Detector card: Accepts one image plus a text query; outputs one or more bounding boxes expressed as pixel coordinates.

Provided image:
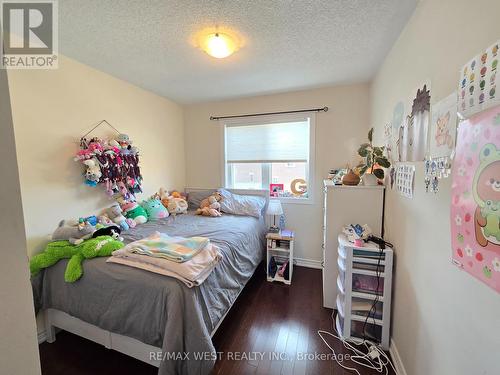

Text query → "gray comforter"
[32,211,266,375]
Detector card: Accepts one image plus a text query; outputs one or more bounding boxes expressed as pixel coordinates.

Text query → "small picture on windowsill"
[270,183,284,197]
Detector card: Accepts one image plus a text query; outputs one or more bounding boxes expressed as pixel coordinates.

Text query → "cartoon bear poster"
[450,104,500,292]
[430,92,458,158]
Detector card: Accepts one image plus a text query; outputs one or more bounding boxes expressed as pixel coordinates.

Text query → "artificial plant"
[356,128,391,179]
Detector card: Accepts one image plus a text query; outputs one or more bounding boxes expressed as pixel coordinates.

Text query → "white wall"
[7,55,186,258]
[371,0,500,374]
[0,52,41,374]
[185,84,370,263]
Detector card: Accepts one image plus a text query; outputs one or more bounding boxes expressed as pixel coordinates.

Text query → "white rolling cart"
[335,234,393,350]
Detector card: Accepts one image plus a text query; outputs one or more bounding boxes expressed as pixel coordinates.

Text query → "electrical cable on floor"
[317,321,398,375]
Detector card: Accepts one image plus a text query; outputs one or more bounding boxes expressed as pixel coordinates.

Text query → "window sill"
[271,197,314,205]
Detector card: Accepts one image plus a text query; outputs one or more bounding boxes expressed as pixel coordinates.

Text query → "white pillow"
[218,189,266,218]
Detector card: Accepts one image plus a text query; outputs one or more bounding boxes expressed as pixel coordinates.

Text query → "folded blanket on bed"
[123,231,209,263]
[107,243,222,287]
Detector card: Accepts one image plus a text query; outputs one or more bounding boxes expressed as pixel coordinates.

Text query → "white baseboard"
[294,257,322,269]
[38,330,47,344]
[389,338,407,375]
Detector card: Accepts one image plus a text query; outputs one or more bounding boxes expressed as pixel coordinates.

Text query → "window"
[223,114,314,202]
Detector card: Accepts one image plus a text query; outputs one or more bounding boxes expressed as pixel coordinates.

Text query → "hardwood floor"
[39,266,395,375]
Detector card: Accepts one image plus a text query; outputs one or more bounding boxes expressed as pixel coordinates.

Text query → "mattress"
[31,211,266,375]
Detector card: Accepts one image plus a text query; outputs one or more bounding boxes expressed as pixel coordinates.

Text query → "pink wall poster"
[451,104,500,292]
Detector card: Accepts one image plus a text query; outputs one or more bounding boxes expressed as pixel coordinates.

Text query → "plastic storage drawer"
[352,273,384,295]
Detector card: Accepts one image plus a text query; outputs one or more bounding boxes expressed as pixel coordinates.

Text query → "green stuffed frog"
[30,236,124,282]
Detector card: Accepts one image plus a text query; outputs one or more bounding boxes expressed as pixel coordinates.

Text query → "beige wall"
[185,84,370,263]
[7,55,185,258]
[371,0,500,374]
[0,51,41,373]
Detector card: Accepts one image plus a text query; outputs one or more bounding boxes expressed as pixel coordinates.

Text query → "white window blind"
[225,120,310,163]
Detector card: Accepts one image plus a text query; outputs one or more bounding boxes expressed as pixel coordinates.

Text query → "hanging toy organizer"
[75,120,143,202]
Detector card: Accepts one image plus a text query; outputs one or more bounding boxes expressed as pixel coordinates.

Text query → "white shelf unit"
[335,234,393,350]
[266,231,294,285]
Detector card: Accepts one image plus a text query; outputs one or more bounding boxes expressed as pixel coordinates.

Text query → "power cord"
[362,236,393,343]
[317,314,398,374]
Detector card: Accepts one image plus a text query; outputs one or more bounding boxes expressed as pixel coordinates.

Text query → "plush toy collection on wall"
[75,133,142,200]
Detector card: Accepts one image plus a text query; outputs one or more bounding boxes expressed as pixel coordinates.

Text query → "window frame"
[221,112,315,205]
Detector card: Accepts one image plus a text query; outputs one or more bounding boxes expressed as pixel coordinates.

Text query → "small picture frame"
[269,183,284,197]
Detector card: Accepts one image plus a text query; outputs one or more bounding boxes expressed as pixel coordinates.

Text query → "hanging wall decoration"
[424,92,459,193]
[458,40,499,119]
[450,104,500,293]
[74,120,143,202]
[391,101,405,166]
[395,164,415,199]
[397,84,431,162]
[430,92,459,158]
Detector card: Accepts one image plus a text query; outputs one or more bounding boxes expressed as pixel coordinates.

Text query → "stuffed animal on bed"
[196,193,223,217]
[121,201,148,224]
[167,197,188,215]
[30,235,124,282]
[156,188,188,214]
[52,220,95,245]
[92,224,123,241]
[106,203,130,231]
[196,206,222,217]
[141,198,169,220]
[200,192,223,209]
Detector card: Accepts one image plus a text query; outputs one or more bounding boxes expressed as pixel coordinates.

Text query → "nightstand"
[266,230,294,285]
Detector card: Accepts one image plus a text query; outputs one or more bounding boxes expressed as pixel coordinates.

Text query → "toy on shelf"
[30,235,124,283]
[75,120,143,202]
[141,198,169,220]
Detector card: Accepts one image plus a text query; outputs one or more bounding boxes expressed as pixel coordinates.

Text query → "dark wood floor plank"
[38,266,394,375]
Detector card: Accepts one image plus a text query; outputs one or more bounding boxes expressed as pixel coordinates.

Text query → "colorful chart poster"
[458,40,499,118]
[450,104,500,293]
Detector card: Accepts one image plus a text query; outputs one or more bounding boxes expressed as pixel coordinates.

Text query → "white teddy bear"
[83,159,102,186]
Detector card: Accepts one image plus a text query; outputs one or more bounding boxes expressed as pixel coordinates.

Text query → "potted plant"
[356,128,391,185]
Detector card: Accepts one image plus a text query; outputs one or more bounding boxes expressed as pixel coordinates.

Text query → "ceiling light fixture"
[205,32,235,59]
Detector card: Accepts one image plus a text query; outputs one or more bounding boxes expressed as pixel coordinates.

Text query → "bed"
[31,188,268,375]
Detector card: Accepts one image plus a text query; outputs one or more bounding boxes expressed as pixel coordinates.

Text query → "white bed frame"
[42,188,269,368]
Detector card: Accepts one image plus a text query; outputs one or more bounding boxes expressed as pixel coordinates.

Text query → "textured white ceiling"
[59,0,416,104]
